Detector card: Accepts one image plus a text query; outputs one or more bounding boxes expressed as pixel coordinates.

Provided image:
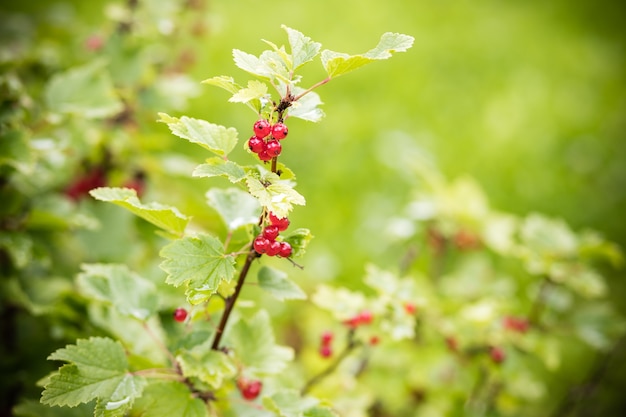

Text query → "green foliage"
[257,266,307,301]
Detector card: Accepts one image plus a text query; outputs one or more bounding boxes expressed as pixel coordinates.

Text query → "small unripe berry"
[321,331,334,345]
[237,378,263,400]
[253,119,271,139]
[319,344,333,358]
[278,241,292,258]
[269,213,290,231]
[271,122,288,140]
[173,308,188,322]
[248,136,265,153]
[266,139,282,157]
[266,240,282,257]
[253,235,271,254]
[263,225,280,241]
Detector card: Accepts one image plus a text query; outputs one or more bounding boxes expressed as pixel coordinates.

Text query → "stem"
[301,329,361,395]
[211,250,258,350]
[293,77,331,101]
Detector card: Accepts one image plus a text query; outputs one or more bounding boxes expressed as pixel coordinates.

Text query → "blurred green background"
[2,0,625,415]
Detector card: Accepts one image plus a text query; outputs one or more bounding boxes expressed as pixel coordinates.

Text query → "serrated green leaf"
[89,187,188,238]
[304,407,339,417]
[262,389,319,417]
[282,228,313,258]
[282,25,322,70]
[257,266,306,301]
[131,381,208,417]
[246,173,305,219]
[321,32,413,78]
[77,264,158,320]
[229,80,267,112]
[227,310,294,376]
[158,112,238,156]
[42,338,145,408]
[192,157,246,183]
[201,75,241,94]
[206,187,261,231]
[287,87,325,122]
[44,60,123,118]
[177,348,237,388]
[159,234,236,304]
[233,49,274,79]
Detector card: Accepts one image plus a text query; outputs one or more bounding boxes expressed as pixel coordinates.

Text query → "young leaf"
[282,25,322,70]
[321,32,414,78]
[158,113,238,157]
[202,76,259,113]
[282,228,313,258]
[177,348,237,388]
[192,157,247,183]
[257,266,306,301]
[206,187,261,231]
[227,310,294,376]
[246,173,305,219]
[233,49,274,79]
[159,234,236,303]
[42,338,145,409]
[262,389,319,417]
[77,264,158,321]
[89,187,188,238]
[44,59,123,119]
[229,80,268,112]
[287,87,325,122]
[131,381,208,417]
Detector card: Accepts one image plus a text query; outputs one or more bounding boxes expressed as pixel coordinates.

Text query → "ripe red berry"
[489,346,506,364]
[266,240,282,257]
[248,136,265,153]
[278,241,292,258]
[263,225,280,241]
[271,122,288,140]
[369,335,381,346]
[503,316,530,333]
[319,345,333,358]
[253,235,271,254]
[266,139,282,157]
[403,302,417,315]
[269,213,290,231]
[253,119,271,139]
[321,331,334,345]
[358,310,373,325]
[237,378,263,400]
[258,150,273,162]
[173,308,188,322]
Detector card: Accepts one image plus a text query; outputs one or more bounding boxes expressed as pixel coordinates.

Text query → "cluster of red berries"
[343,310,374,328]
[319,331,334,358]
[502,315,530,333]
[237,377,262,400]
[248,119,288,162]
[253,212,292,257]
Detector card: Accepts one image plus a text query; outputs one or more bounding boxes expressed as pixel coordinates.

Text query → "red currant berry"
[369,335,381,346]
[238,378,263,400]
[503,316,529,333]
[173,308,188,322]
[319,345,333,358]
[271,122,288,140]
[278,241,292,258]
[403,302,417,315]
[321,331,334,345]
[253,235,271,254]
[358,310,373,325]
[248,136,265,153]
[343,316,360,328]
[489,346,506,364]
[258,150,273,162]
[266,240,281,257]
[263,225,280,241]
[269,213,290,231]
[266,139,282,157]
[253,119,271,139]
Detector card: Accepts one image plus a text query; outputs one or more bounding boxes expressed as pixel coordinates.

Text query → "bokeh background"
[1,0,625,415]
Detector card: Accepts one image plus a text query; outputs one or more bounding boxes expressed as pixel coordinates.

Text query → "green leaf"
[282,25,322,69]
[262,389,318,417]
[287,87,325,122]
[77,264,158,320]
[233,49,274,79]
[321,32,413,78]
[158,112,238,156]
[227,310,294,376]
[201,75,241,94]
[44,60,123,119]
[159,234,236,304]
[42,338,145,408]
[257,266,306,301]
[14,399,93,417]
[89,187,188,238]
[206,187,261,231]
[131,381,208,417]
[229,80,267,112]
[192,157,247,183]
[177,348,237,388]
[246,172,305,219]
[282,228,314,258]
[304,407,339,417]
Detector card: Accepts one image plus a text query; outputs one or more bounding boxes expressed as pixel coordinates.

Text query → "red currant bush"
[271,122,288,140]
[253,119,271,139]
